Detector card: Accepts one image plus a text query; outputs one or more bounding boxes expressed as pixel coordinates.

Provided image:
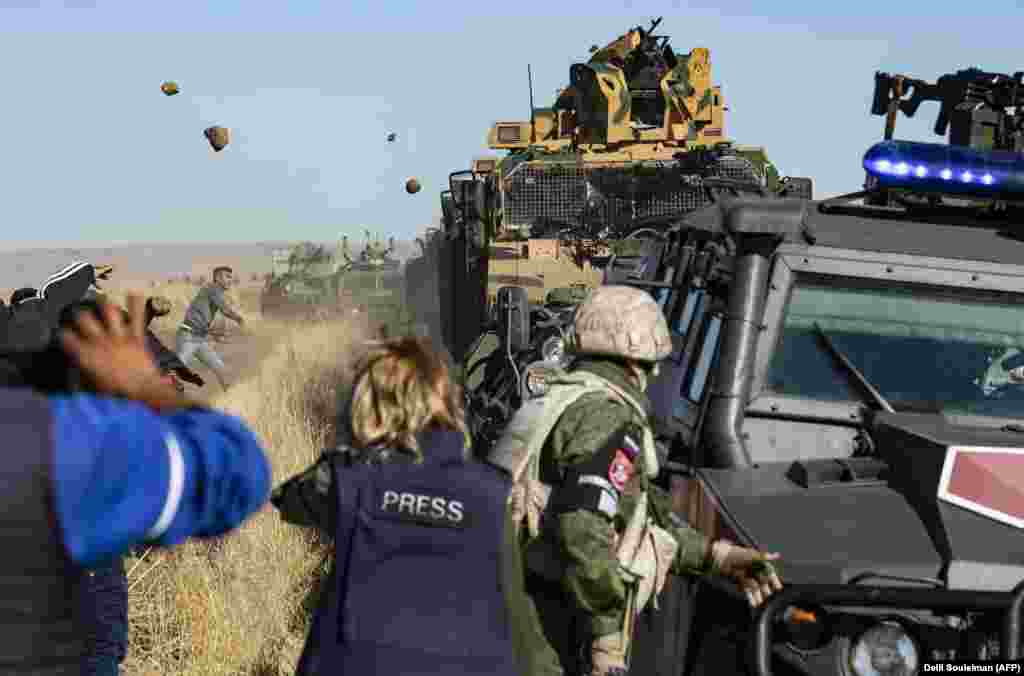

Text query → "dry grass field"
[124,317,369,675]
[70,280,371,675]
[42,248,591,675]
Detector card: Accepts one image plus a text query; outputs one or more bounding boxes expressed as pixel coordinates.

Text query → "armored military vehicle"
[484,17,813,248]
[339,230,405,329]
[404,17,812,368]
[587,67,1024,675]
[260,241,351,320]
[344,230,400,274]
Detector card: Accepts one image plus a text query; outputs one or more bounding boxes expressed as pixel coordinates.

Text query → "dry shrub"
[122,315,371,676]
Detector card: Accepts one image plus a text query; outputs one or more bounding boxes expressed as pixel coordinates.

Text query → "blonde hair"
[345,336,466,458]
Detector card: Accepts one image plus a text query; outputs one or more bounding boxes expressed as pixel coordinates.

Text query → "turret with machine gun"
[849,67,1024,210]
[871,68,1024,152]
[480,17,808,249]
[340,231,399,272]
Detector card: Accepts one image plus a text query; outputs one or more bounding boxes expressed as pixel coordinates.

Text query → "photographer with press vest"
[271,336,525,676]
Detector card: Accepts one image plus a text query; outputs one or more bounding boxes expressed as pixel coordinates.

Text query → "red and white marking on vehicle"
[937,445,1024,528]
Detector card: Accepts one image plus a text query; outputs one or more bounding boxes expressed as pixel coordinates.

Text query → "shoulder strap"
[551,370,660,478]
[487,377,615,483]
[487,378,614,539]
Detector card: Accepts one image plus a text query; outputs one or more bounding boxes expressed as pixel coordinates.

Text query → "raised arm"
[51,293,269,566]
[50,394,270,567]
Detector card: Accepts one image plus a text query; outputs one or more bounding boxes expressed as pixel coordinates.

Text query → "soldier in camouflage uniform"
[491,285,783,676]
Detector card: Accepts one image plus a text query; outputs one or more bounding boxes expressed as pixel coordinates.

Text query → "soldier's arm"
[646,482,713,575]
[545,394,635,637]
[270,453,337,534]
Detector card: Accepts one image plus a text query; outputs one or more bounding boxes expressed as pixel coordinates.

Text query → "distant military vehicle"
[260,240,351,320]
[591,67,1024,675]
[262,232,406,325]
[338,230,405,328]
[344,230,400,274]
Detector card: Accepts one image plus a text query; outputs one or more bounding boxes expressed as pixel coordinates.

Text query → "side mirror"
[495,286,530,353]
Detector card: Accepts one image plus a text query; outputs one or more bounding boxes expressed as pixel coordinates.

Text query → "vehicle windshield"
[766,274,1024,419]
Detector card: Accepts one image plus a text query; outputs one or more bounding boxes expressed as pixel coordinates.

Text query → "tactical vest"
[0,388,88,675]
[296,427,519,676]
[487,368,679,618]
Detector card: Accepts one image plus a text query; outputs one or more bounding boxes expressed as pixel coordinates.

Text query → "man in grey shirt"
[176,266,245,391]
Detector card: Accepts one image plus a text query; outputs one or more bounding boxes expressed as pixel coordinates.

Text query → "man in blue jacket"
[0,292,271,675]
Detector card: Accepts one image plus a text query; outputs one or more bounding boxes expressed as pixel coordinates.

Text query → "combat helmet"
[567,285,671,363]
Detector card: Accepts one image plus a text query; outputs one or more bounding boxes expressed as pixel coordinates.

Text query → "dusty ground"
[150,322,292,402]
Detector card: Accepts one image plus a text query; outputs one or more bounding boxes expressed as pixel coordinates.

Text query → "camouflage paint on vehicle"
[482,18,780,242]
[403,17,808,367]
[261,233,403,324]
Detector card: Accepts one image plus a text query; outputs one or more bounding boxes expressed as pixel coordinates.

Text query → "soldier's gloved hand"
[710,540,783,608]
[590,632,628,676]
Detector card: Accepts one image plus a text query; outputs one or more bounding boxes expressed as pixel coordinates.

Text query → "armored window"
[687,315,722,402]
[766,273,1024,418]
[663,300,721,423]
[673,288,703,338]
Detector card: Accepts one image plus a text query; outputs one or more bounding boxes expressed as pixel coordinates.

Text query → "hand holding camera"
[59,293,197,412]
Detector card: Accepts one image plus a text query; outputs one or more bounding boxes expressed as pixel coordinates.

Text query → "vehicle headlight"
[541,335,566,364]
[848,621,919,676]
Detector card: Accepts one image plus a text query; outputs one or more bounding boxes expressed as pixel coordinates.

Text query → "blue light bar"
[863,140,1024,199]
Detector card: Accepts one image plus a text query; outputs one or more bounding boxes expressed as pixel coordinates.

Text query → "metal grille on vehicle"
[499,155,763,235]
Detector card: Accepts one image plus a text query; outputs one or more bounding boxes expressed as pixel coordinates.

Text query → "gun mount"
[402,19,814,369]
[481,18,810,246]
[336,231,404,328]
[342,230,400,273]
[824,67,1024,211]
[871,68,1024,151]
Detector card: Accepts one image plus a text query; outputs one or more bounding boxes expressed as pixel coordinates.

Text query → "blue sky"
[1,0,1022,247]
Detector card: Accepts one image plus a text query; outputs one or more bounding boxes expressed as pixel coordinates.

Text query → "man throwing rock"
[177,266,245,392]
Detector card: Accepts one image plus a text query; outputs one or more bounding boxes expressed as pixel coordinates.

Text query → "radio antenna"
[528,64,537,145]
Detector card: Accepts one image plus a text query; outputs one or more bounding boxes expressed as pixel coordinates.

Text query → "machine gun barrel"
[872,67,1024,146]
